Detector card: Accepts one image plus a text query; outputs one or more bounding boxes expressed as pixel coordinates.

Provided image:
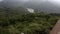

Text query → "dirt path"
[50,20,60,34]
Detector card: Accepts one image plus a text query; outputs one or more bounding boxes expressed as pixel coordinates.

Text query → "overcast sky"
[0,0,3,2]
[0,0,60,3]
[0,0,60,6]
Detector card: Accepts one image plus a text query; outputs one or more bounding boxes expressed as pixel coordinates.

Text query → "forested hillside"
[0,7,60,34]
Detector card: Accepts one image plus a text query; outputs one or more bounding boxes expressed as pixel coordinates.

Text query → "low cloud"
[0,0,3,2]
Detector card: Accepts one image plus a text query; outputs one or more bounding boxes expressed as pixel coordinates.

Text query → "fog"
[3,0,60,7]
[0,0,60,13]
[1,0,60,7]
[27,8,34,13]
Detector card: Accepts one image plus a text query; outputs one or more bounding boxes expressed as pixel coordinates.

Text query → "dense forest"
[0,7,60,34]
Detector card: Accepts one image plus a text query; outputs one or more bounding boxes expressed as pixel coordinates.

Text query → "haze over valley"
[1,0,60,34]
[0,0,60,13]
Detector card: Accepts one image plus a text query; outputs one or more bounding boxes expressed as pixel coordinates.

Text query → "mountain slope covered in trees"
[0,7,60,34]
[0,0,60,34]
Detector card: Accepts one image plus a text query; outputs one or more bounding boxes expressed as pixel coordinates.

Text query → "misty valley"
[0,0,60,34]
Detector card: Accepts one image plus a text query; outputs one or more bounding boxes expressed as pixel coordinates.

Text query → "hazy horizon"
[0,0,60,13]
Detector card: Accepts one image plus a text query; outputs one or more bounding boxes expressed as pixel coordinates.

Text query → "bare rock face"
[50,20,60,34]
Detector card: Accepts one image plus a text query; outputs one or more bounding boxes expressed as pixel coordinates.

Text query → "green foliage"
[0,8,60,34]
